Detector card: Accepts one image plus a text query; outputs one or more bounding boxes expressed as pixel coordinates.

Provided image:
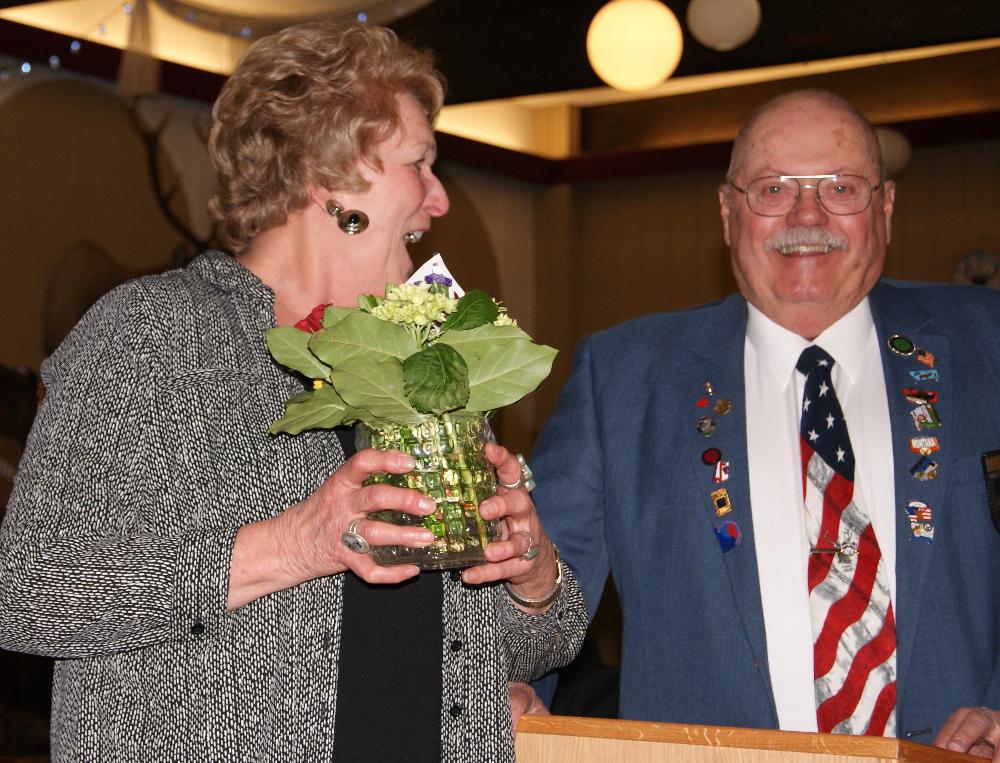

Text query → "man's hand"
[509,681,550,731]
[934,706,1000,760]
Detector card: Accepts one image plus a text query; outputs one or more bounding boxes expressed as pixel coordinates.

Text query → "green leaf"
[266,326,331,380]
[403,344,470,414]
[438,324,557,411]
[437,322,531,352]
[309,312,419,369]
[268,385,350,434]
[439,289,499,333]
[356,294,380,313]
[330,357,420,421]
[322,305,355,328]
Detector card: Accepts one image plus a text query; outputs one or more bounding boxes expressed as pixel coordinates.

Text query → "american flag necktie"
[797,345,897,735]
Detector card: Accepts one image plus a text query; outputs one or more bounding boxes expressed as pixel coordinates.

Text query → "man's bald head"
[727,90,884,184]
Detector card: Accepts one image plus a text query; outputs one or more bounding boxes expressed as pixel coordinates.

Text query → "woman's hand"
[461,443,561,611]
[227,449,436,609]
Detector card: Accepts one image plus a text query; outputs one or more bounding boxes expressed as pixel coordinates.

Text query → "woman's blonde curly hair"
[208,21,444,254]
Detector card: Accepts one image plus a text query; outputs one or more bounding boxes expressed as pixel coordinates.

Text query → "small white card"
[408,253,465,298]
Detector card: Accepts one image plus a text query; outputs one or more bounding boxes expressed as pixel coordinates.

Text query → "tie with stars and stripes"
[797,345,897,735]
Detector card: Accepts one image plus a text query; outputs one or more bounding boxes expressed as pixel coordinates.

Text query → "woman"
[0,21,586,761]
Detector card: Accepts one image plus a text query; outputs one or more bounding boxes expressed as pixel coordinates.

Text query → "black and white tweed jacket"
[0,251,587,761]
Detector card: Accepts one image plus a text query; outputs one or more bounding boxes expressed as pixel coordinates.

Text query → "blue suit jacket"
[531,280,1000,741]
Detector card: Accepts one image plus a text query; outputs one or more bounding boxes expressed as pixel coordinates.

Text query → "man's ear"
[881,179,896,244]
[719,184,733,248]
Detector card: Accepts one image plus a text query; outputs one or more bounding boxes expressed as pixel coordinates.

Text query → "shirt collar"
[746,297,875,387]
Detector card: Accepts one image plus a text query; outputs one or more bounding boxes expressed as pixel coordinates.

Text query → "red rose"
[294,303,330,333]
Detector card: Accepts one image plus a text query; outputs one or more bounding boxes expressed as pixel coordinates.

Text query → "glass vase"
[355,412,501,570]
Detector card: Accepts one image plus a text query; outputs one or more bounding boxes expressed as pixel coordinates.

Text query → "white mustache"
[766,227,849,253]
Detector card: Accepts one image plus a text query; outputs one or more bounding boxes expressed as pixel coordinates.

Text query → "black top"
[331,427,444,762]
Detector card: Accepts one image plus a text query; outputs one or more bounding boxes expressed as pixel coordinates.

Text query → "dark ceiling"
[2,0,1000,105]
[394,0,1000,103]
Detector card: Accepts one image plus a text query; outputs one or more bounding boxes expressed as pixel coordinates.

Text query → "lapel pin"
[916,348,935,368]
[910,403,942,431]
[713,398,733,416]
[713,461,730,483]
[903,387,938,405]
[887,334,916,355]
[715,520,741,553]
[711,487,732,516]
[910,368,940,383]
[909,435,940,454]
[909,455,939,481]
[905,500,935,542]
[697,416,717,437]
[702,447,722,465]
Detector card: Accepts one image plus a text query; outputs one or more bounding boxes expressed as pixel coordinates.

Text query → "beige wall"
[888,140,1000,281]
[0,70,211,370]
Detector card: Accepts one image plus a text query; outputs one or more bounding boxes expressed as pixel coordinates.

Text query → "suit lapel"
[679,296,775,704]
[870,283,951,692]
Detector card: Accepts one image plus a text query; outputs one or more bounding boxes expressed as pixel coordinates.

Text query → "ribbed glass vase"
[355,412,501,570]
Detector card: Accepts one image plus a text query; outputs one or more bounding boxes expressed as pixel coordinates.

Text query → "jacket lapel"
[869,282,951,692]
[679,296,775,704]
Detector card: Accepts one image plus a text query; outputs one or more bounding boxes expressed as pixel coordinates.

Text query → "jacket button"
[449,704,462,717]
[450,639,463,652]
[449,570,461,582]
[190,622,205,636]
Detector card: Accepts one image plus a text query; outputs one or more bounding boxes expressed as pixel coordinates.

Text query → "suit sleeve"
[529,336,611,700]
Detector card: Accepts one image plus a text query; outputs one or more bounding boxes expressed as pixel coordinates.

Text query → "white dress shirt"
[744,298,896,732]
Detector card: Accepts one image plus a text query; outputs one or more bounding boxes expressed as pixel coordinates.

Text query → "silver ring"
[341,518,369,554]
[498,454,536,492]
[518,454,537,492]
[498,474,524,490]
[520,533,540,560]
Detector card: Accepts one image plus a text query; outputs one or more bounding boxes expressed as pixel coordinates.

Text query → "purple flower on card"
[423,272,453,296]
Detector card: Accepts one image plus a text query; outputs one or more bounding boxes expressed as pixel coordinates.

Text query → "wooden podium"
[516,716,977,762]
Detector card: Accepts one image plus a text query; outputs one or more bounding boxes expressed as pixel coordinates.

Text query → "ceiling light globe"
[686,0,761,52]
[587,0,684,92]
[875,126,912,178]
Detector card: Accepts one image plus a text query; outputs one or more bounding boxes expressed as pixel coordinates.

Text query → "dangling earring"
[325,200,369,235]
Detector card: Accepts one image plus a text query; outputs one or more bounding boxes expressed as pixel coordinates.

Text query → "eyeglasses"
[730,175,881,217]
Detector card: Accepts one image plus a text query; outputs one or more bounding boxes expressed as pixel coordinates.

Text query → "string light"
[2,2,129,86]
[0,3,409,86]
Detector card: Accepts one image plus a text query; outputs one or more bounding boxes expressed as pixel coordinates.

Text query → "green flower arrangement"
[266,270,557,434]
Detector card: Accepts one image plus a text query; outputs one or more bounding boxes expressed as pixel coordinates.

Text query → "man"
[529,89,1000,757]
